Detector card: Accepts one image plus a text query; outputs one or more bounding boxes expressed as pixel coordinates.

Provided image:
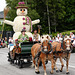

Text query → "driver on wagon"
[33,29,41,42]
[18,28,29,47]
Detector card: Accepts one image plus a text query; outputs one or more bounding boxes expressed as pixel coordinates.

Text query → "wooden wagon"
[8,41,42,68]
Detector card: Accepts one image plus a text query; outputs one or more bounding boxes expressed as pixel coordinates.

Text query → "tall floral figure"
[4,2,40,40]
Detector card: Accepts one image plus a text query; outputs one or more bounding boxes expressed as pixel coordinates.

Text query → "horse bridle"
[41,42,53,54]
[63,39,73,53]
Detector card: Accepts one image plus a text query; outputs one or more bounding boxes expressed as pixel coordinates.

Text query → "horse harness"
[53,40,72,60]
[34,42,53,61]
[34,40,72,62]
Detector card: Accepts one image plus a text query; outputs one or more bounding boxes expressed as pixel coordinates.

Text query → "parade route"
[0,48,75,75]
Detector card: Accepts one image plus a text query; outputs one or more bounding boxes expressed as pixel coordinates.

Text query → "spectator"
[57,33,60,37]
[9,37,13,44]
[52,37,55,42]
[72,36,75,47]
[0,38,2,48]
[56,36,63,49]
[70,32,74,41]
[5,37,8,47]
[2,38,5,47]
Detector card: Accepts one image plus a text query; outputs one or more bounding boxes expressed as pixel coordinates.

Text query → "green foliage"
[5,0,75,34]
[0,26,2,31]
[52,30,75,37]
[28,9,40,20]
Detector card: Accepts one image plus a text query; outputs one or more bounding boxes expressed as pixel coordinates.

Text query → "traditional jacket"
[18,34,29,43]
[33,33,40,41]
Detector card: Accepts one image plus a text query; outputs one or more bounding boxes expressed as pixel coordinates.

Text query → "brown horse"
[52,36,72,74]
[31,40,54,75]
[51,41,63,72]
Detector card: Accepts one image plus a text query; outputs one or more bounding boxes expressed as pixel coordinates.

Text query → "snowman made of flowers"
[4,2,40,40]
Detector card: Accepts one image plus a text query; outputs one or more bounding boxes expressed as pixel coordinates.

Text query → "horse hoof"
[56,70,59,72]
[53,68,55,70]
[66,72,70,74]
[50,71,53,74]
[60,70,62,72]
[35,71,40,74]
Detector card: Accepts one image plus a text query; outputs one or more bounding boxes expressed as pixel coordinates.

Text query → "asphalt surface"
[0,48,75,75]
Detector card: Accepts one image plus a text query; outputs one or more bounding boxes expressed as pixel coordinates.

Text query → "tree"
[5,0,75,34]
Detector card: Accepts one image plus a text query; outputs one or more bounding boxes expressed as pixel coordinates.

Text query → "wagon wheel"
[17,57,23,68]
[27,59,31,63]
[17,58,20,66]
[18,59,24,68]
[7,52,11,62]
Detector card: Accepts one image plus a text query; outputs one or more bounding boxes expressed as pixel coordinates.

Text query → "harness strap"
[34,45,42,60]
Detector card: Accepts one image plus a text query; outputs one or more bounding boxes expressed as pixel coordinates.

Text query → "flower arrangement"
[18,2,25,5]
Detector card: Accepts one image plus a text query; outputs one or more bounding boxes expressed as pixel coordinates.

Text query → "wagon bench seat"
[20,42,38,54]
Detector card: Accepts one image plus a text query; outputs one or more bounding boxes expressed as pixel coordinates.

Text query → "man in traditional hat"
[18,28,29,44]
[33,29,40,42]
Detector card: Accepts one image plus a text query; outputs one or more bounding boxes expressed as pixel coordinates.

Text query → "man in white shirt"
[9,37,13,44]
[72,37,75,47]
[56,36,63,42]
[56,36,63,49]
[33,29,40,42]
[70,32,74,41]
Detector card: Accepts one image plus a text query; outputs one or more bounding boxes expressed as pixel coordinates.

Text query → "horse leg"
[66,54,70,74]
[60,57,64,72]
[66,59,70,74]
[36,59,40,74]
[54,58,59,72]
[50,59,54,74]
[31,56,38,73]
[34,58,40,74]
[31,57,34,67]
[42,59,47,75]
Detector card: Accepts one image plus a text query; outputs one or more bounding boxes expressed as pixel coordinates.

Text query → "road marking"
[49,61,75,69]
[56,63,75,69]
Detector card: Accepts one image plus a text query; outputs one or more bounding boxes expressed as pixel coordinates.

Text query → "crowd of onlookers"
[0,37,8,48]
[0,32,75,48]
[50,32,75,43]
[0,37,13,48]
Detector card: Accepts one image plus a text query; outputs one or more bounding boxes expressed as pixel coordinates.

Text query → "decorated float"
[4,2,41,68]
[4,2,40,40]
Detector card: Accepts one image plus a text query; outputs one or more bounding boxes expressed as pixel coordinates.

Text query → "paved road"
[0,48,75,75]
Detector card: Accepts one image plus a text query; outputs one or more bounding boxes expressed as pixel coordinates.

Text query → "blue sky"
[0,0,6,12]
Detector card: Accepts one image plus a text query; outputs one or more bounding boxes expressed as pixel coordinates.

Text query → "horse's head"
[41,40,51,54]
[64,36,71,51]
